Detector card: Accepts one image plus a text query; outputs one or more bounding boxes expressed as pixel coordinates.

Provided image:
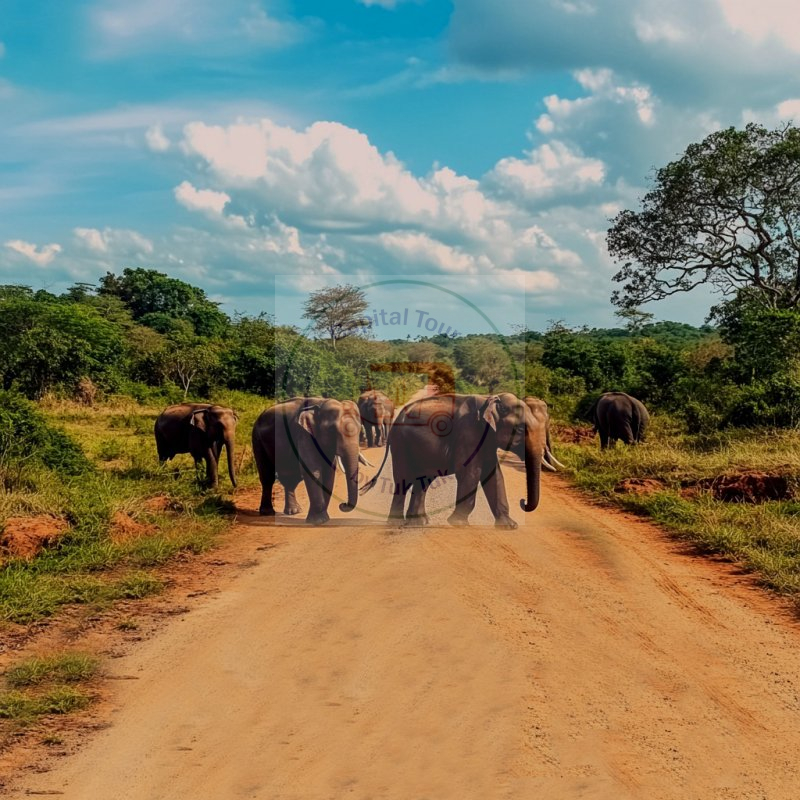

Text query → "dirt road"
[10,453,800,799]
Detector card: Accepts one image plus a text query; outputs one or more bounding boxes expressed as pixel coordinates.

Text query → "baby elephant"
[154,403,239,488]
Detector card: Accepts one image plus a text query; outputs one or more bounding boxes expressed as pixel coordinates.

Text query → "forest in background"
[1,265,797,434]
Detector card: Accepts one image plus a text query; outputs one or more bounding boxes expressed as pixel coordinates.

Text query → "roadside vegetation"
[0,653,99,731]
[555,422,800,603]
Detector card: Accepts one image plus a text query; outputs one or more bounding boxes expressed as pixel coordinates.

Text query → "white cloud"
[357,0,402,7]
[378,231,490,274]
[718,0,800,53]
[174,181,231,215]
[488,141,606,202]
[169,115,590,305]
[145,124,170,151]
[74,227,154,255]
[4,240,62,266]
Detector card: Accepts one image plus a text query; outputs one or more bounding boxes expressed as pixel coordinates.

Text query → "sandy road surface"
[10,451,800,799]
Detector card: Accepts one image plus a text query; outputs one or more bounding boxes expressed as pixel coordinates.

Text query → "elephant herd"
[153,390,649,528]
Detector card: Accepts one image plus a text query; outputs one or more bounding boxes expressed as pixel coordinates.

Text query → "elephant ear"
[476,396,499,431]
[296,404,319,435]
[190,409,208,432]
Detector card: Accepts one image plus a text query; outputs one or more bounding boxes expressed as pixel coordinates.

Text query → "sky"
[2,0,800,334]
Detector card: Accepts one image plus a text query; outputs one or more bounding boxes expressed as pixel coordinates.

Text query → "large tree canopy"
[99,268,229,337]
[608,123,800,312]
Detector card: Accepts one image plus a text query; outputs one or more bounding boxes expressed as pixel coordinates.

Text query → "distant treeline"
[1,268,799,431]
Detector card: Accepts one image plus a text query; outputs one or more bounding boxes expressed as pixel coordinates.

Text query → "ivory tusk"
[358,452,373,467]
[541,458,557,472]
[546,450,566,470]
[336,456,345,472]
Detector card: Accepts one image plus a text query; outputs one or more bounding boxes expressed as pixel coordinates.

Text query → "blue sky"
[3,0,800,333]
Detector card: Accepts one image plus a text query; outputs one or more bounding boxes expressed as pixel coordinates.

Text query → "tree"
[301,284,371,350]
[608,123,800,312]
[0,296,124,397]
[99,268,229,337]
[163,332,220,399]
[615,307,654,332]
[454,337,512,393]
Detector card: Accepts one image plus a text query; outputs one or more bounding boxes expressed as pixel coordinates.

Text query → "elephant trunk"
[224,432,237,488]
[520,427,541,513]
[338,440,359,513]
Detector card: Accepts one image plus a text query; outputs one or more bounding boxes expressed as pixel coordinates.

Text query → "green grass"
[555,418,800,603]
[0,393,254,626]
[0,652,100,726]
[0,686,91,722]
[5,653,99,688]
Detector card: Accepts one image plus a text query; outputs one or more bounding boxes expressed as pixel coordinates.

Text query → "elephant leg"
[252,440,276,516]
[620,421,635,445]
[304,463,334,525]
[404,479,430,527]
[282,477,302,516]
[600,430,609,450]
[205,448,219,488]
[367,424,376,448]
[481,461,517,530]
[448,463,481,527]
[388,464,410,523]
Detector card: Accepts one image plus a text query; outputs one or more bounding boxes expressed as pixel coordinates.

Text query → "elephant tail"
[359,439,391,496]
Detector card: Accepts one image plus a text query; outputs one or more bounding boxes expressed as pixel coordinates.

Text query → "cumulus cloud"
[449,0,800,111]
[487,141,606,204]
[718,0,800,53]
[173,115,589,289]
[145,124,170,151]
[4,240,62,266]
[174,181,231,216]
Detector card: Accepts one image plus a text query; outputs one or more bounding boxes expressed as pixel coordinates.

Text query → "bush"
[0,391,91,482]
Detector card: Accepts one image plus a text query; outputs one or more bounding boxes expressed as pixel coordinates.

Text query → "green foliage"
[0,293,124,397]
[98,268,229,337]
[0,391,91,483]
[609,122,800,311]
[301,284,371,349]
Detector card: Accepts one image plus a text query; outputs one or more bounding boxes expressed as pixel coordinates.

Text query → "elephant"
[252,397,364,525]
[587,391,650,449]
[362,392,542,529]
[357,390,395,447]
[523,396,565,472]
[154,403,239,488]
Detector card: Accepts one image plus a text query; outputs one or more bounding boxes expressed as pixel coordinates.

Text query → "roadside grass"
[0,653,99,727]
[0,392,268,626]
[5,653,99,688]
[555,418,800,602]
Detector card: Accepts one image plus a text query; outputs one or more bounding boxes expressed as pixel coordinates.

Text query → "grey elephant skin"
[357,390,395,447]
[252,397,362,525]
[523,396,563,471]
[587,391,650,449]
[154,403,239,488]
[363,392,542,529]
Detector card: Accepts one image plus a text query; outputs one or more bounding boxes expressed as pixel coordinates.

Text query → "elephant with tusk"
[362,392,542,529]
[252,397,363,525]
[523,396,565,472]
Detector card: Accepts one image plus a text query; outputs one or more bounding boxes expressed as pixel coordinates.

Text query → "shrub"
[0,391,91,483]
